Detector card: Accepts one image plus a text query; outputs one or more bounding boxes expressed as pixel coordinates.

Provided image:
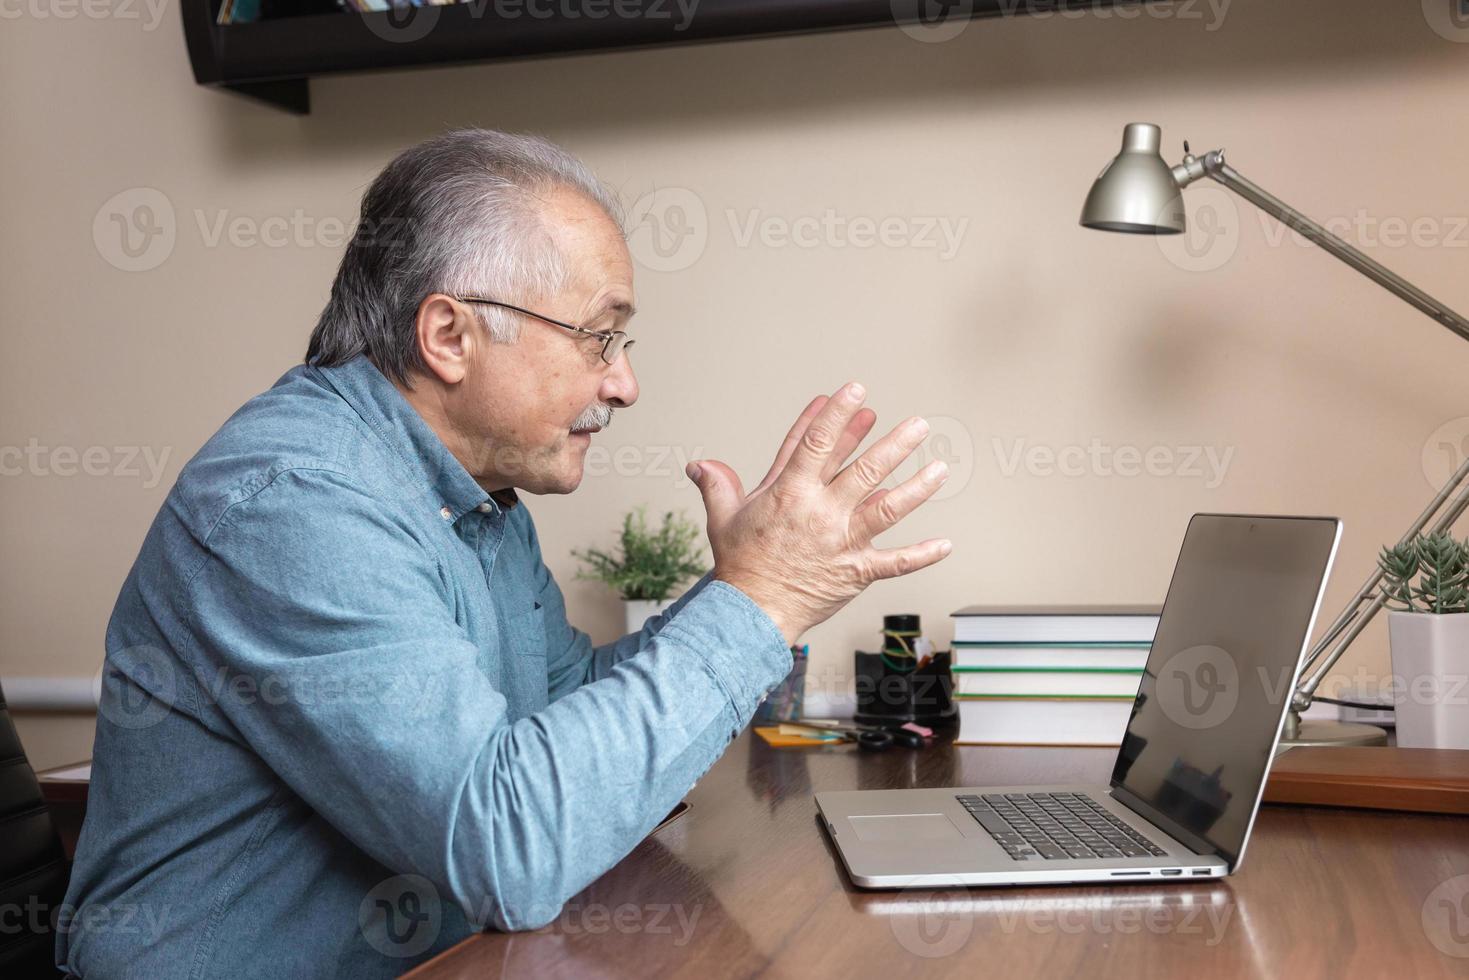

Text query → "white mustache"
[571,403,614,432]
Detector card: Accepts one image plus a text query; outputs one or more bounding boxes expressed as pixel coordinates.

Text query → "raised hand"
[686,382,952,646]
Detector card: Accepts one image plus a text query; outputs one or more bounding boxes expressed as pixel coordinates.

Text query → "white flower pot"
[624,599,672,635]
[1387,611,1469,749]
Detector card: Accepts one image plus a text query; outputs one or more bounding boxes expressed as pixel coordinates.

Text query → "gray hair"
[306,128,624,387]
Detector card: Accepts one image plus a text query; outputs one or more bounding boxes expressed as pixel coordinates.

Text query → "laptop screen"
[1110,514,1340,866]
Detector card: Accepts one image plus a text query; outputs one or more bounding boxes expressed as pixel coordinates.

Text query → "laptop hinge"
[1107,781,1231,866]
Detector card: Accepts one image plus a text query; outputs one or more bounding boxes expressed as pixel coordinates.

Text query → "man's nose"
[599,352,638,408]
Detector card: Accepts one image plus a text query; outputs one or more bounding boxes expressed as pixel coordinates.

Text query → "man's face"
[452,186,639,495]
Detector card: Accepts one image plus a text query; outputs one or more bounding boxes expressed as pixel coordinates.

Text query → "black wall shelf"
[184,0,1144,115]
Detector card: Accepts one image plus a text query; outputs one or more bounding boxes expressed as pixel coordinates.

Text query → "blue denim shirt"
[58,354,792,979]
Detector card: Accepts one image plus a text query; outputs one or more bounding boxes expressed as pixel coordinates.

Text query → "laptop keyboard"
[956,792,1169,861]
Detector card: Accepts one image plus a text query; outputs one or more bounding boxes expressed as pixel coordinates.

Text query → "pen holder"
[753,646,808,724]
[853,649,957,729]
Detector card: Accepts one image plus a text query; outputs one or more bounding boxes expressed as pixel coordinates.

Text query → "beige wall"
[3,0,1468,769]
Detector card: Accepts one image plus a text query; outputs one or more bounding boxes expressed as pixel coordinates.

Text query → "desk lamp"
[1080,122,1469,749]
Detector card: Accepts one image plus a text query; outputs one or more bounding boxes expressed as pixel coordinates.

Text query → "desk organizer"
[853,649,957,729]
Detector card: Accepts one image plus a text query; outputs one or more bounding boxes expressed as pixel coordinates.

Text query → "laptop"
[816,513,1342,888]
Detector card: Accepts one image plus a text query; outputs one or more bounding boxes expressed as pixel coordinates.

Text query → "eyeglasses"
[454,296,635,365]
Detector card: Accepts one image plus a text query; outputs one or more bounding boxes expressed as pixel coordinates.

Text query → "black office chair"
[0,680,71,975]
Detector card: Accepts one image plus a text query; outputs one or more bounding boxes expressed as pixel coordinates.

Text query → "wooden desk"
[408,733,1469,978]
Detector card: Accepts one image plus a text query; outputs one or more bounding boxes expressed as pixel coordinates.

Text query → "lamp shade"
[1079,123,1185,235]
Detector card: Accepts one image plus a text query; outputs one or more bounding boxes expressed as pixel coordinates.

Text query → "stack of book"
[951,605,1161,746]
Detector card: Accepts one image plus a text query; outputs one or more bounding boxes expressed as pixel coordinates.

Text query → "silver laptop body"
[816,513,1342,888]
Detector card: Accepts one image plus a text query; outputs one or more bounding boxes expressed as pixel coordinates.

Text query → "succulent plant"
[573,507,708,602]
[1377,531,1469,614]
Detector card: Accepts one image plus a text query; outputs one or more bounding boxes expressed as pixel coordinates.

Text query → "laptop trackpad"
[849,813,963,842]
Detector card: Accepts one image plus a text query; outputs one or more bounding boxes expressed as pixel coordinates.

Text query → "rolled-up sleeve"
[182,467,791,931]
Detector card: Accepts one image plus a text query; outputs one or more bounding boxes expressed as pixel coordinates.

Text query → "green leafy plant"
[573,507,708,602]
[1377,531,1469,614]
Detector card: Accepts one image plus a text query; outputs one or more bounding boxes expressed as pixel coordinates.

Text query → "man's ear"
[414,294,475,385]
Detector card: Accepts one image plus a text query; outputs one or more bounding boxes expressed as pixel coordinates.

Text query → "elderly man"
[58,129,951,978]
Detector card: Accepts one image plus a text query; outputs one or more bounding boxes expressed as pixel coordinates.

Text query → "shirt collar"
[309,354,518,521]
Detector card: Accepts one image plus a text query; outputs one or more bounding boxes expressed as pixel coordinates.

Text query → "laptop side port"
[1160,869,1182,876]
[1110,871,1150,876]
[1192,869,1211,876]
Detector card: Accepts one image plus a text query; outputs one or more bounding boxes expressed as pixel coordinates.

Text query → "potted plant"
[1377,531,1469,749]
[574,507,709,633]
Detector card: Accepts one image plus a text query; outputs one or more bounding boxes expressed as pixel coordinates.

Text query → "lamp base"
[1276,713,1389,754]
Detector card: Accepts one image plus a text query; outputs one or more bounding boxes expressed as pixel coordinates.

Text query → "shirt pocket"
[505,600,547,659]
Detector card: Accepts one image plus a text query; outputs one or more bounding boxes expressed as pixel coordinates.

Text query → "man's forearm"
[575,571,719,686]
[448,580,790,930]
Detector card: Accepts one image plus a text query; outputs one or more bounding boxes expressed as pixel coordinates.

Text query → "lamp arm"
[1292,458,1469,711]
[1177,149,1469,344]
[1168,149,1469,713]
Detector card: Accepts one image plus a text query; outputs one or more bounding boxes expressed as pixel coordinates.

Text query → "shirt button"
[477,502,493,513]
[439,506,453,520]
